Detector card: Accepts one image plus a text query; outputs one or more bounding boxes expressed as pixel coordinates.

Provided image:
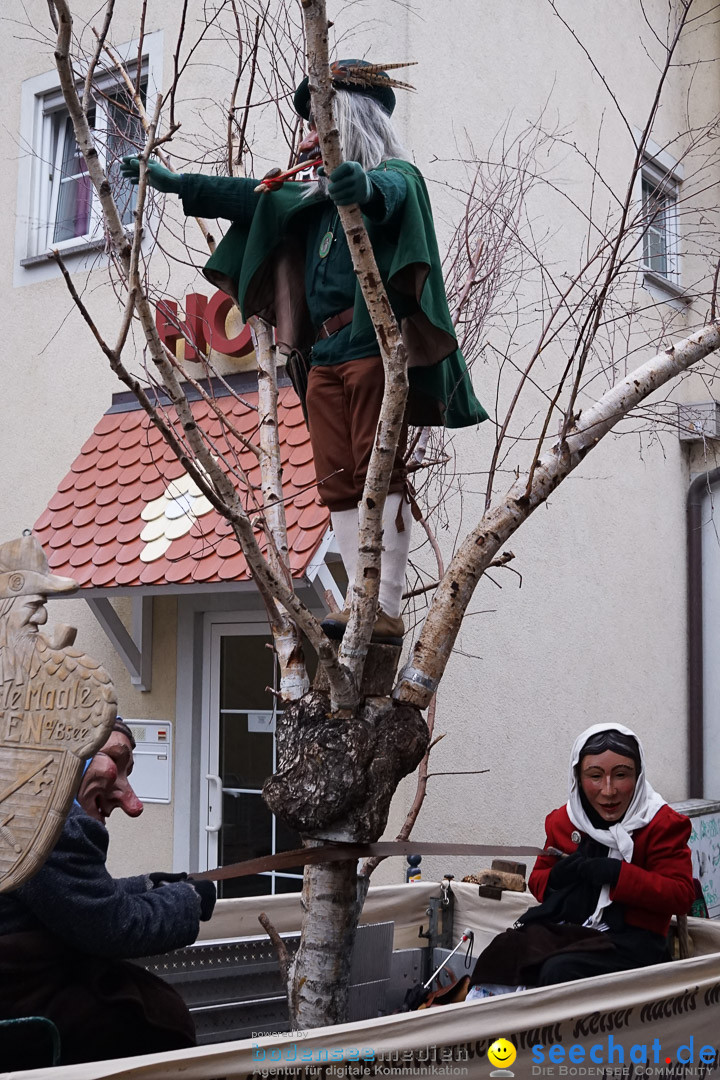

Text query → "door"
[201,619,303,897]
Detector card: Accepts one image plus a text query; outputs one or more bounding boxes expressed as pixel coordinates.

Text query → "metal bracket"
[86,595,153,692]
[305,527,345,612]
[393,666,439,696]
[417,876,455,980]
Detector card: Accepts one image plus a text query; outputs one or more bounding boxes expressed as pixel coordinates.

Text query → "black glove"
[148,870,188,889]
[577,857,622,889]
[547,851,587,890]
[190,878,217,921]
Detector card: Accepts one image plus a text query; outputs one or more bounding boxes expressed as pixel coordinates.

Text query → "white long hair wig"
[334,89,408,169]
[304,89,409,199]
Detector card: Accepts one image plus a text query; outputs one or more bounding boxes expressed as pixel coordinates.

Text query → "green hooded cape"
[185,160,487,429]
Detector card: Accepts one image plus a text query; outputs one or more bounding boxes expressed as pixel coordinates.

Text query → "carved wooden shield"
[0,637,116,893]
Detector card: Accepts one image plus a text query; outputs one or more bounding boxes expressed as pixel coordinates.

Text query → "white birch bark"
[254,317,309,701]
[287,857,361,1027]
[301,0,409,698]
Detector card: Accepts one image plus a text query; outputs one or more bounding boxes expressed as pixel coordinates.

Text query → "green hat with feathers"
[293,59,415,120]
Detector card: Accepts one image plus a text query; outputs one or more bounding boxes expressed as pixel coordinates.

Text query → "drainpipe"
[687,467,720,797]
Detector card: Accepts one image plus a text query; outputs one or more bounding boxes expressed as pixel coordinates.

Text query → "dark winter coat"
[0,805,200,1064]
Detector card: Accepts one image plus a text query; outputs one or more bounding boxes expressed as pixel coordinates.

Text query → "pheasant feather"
[330,60,417,93]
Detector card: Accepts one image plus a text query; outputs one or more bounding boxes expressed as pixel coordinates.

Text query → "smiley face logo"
[488,1038,517,1072]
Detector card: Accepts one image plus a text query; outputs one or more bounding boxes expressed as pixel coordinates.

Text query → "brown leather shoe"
[320,610,350,640]
[370,609,404,646]
[321,608,404,646]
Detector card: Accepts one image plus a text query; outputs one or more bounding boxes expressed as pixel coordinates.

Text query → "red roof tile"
[95,503,121,526]
[70,523,99,548]
[118,430,144,453]
[119,411,141,432]
[288,442,314,467]
[34,388,329,590]
[34,507,54,532]
[69,562,96,587]
[72,450,102,474]
[96,483,123,507]
[73,487,99,510]
[48,524,77,550]
[94,413,123,436]
[45,491,73,514]
[79,434,100,455]
[72,505,100,528]
[117,497,145,525]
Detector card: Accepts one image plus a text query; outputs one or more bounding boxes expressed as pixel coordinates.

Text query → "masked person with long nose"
[0,720,216,1065]
[468,724,695,997]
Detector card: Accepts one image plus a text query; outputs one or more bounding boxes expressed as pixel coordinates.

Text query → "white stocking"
[330,507,359,605]
[378,493,413,619]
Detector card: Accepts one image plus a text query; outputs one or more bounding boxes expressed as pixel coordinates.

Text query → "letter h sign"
[156,292,253,360]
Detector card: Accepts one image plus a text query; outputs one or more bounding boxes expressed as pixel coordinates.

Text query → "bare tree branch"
[82,0,115,116]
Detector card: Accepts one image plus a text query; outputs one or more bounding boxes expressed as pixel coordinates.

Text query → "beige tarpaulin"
[5,882,720,1080]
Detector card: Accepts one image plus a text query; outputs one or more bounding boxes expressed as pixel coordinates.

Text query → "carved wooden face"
[579,750,637,822]
[5,594,47,638]
[77,732,143,824]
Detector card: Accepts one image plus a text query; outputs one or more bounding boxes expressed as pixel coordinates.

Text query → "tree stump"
[312,641,402,698]
[263,689,428,843]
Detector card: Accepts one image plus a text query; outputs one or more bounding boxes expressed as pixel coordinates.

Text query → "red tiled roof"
[34,387,329,590]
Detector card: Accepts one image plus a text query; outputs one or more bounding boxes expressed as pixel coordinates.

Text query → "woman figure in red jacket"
[469,723,695,994]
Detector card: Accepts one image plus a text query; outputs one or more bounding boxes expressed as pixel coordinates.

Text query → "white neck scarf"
[565,723,665,928]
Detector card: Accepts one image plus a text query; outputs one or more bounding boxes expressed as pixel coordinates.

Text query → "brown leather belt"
[191,840,544,882]
[316,306,354,340]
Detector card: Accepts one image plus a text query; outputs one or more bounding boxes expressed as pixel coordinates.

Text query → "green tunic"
[180,160,488,428]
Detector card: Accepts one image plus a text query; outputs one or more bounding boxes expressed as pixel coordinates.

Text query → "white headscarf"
[566,723,665,928]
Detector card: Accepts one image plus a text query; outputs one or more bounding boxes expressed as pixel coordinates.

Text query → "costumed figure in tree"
[122,60,487,644]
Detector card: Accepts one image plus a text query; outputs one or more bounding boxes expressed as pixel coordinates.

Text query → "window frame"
[14,31,162,285]
[640,157,680,285]
[632,132,686,305]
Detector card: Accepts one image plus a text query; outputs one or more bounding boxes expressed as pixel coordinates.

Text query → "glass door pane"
[208,627,303,898]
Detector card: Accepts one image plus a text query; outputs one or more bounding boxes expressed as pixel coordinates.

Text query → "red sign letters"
[156,291,254,361]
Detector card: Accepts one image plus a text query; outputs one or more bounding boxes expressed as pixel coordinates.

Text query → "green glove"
[120,156,183,195]
[327,161,374,207]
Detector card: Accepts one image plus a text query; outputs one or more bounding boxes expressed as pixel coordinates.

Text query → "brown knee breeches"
[306,356,407,511]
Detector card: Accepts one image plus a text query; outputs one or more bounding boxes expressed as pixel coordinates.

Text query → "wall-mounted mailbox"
[126,720,173,804]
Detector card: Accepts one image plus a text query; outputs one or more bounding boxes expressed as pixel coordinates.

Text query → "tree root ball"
[262,691,428,841]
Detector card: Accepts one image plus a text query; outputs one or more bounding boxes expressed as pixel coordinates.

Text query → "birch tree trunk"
[302,0,410,697]
[254,317,309,701]
[260,0,431,1028]
[263,692,428,1026]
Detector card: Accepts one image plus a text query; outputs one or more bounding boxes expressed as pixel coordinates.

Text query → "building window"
[15,31,162,281]
[44,86,144,252]
[640,157,680,285]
